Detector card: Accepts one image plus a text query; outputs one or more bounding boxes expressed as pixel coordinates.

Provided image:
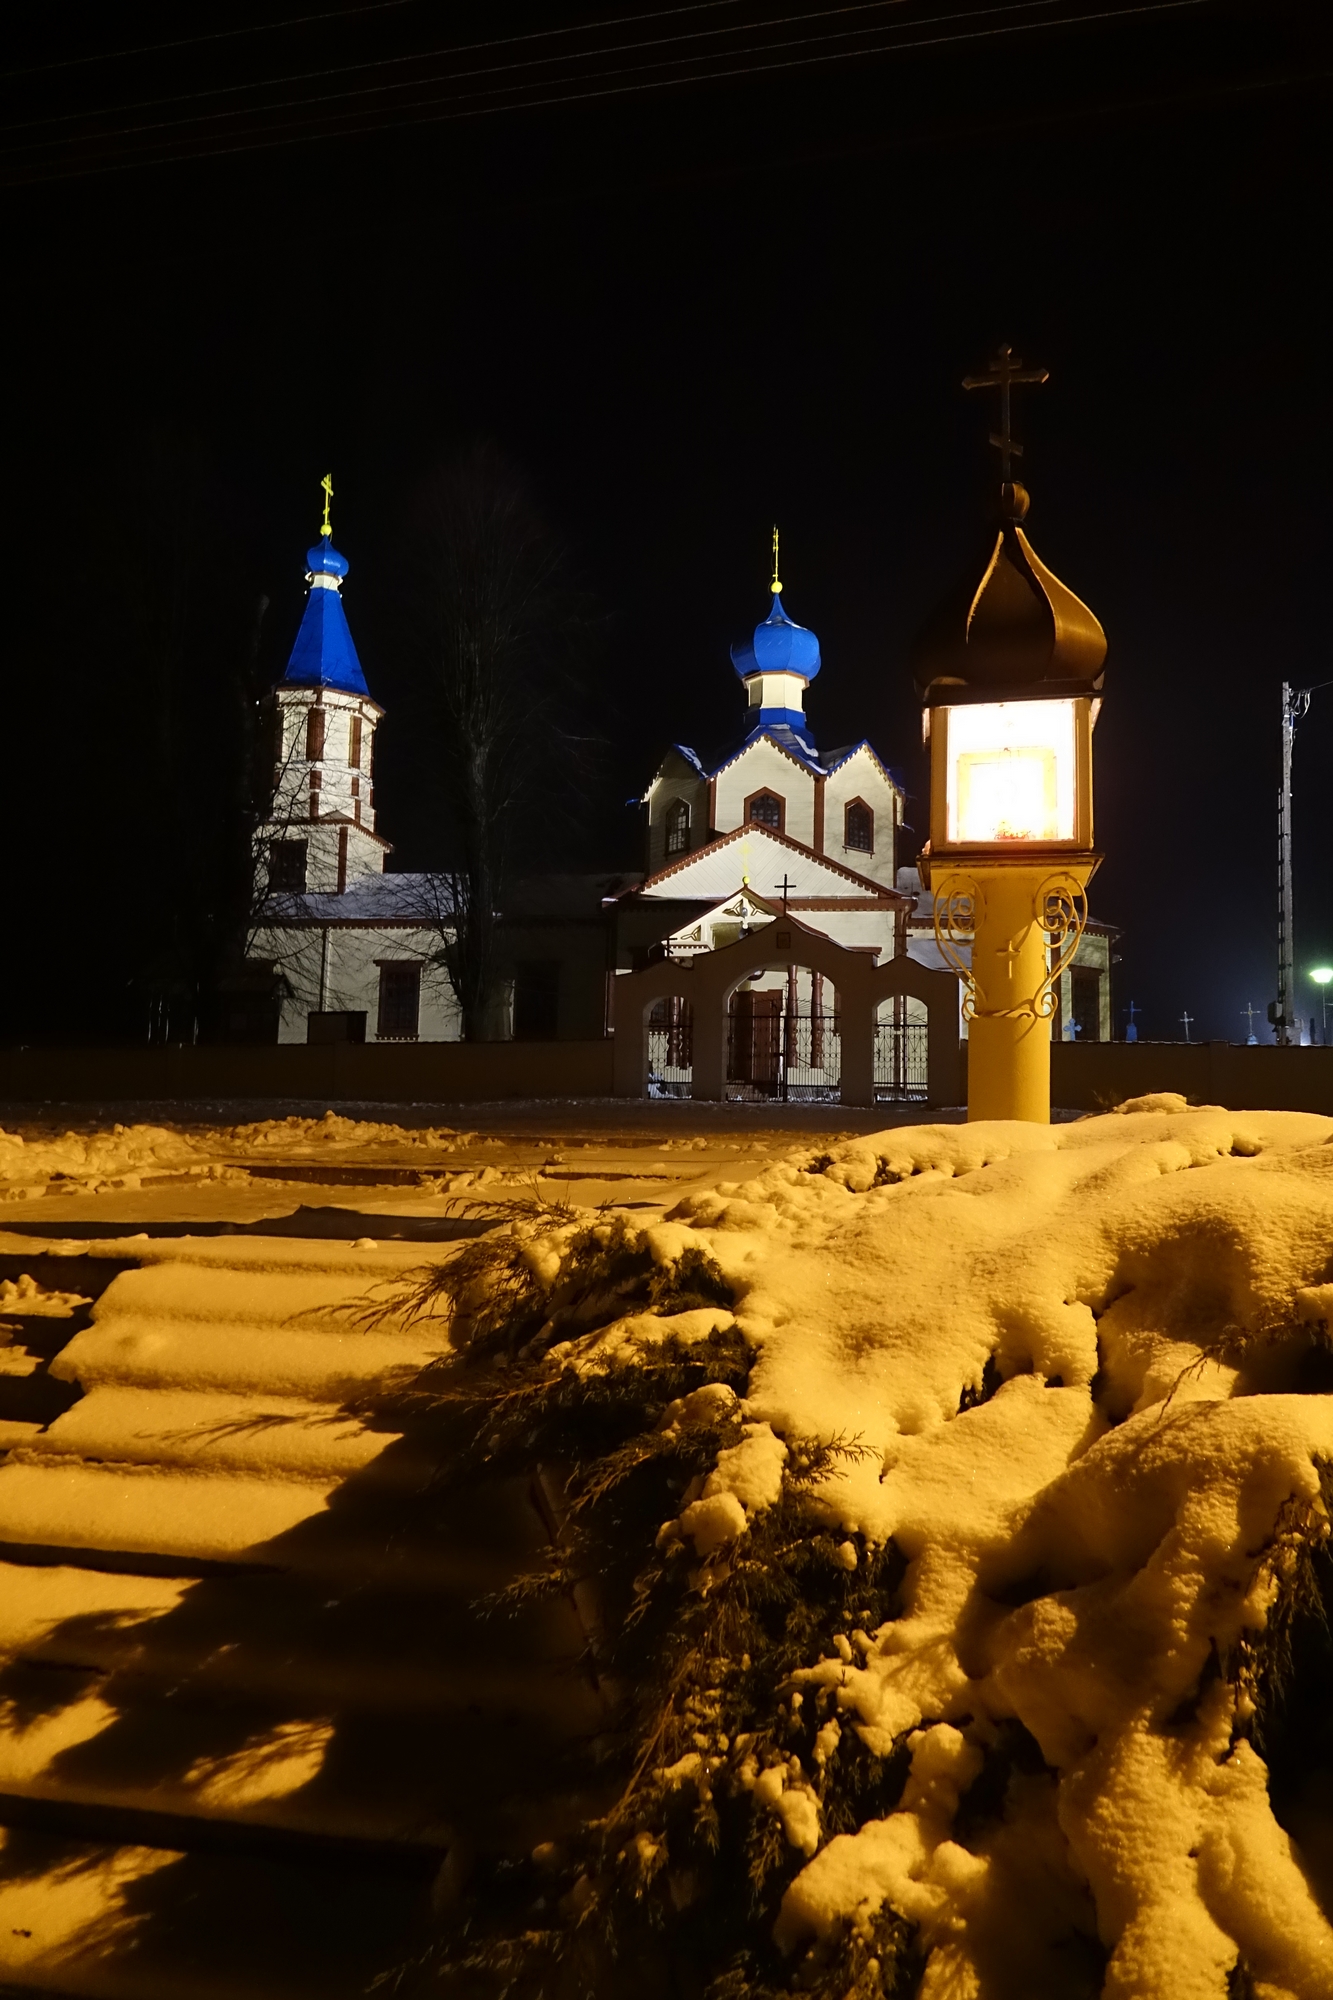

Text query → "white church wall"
[270,687,382,853]
[257,925,463,1044]
[822,748,900,890]
[713,740,815,846]
[645,764,710,877]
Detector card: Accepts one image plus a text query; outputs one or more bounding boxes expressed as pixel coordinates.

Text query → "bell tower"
[262,477,389,897]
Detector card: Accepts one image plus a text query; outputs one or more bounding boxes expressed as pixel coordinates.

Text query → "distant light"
[1310,967,1333,986]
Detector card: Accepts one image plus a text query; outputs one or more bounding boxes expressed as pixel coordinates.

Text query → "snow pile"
[222,1111,474,1156]
[0,1109,475,1198]
[0,1123,206,1199]
[608,1097,1333,1995]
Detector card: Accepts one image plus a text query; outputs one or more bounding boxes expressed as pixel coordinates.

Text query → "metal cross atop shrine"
[1179,1009,1195,1043]
[962,345,1049,484]
[775,874,795,911]
[320,471,334,538]
[1242,1001,1261,1043]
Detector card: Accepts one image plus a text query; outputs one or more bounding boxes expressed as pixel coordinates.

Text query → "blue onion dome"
[731,592,822,682]
[307,533,350,580]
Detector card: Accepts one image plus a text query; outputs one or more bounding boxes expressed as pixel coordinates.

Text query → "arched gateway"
[612,913,960,1108]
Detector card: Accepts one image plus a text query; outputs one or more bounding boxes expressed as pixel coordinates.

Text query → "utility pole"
[1276,682,1310,1046]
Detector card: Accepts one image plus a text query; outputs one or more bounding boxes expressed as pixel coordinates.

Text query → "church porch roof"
[626,822,911,905]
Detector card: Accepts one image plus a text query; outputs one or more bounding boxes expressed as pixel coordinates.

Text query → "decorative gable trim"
[824,739,899,791]
[709,730,824,783]
[630,822,910,902]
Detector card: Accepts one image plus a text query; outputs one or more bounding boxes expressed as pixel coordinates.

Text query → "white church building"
[247,508,1112,1070]
[612,549,933,1095]
[249,517,461,1045]
[627,555,912,952]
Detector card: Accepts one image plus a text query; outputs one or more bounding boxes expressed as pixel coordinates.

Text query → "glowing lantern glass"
[930,694,1093,855]
[945,699,1077,844]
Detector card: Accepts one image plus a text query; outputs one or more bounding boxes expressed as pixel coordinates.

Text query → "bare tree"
[403,445,589,1040]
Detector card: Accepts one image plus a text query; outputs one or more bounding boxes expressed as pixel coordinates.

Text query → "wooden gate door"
[728,989,783,1091]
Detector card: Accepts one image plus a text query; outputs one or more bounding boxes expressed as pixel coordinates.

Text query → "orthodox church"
[619,537,913,964]
[249,490,460,1044]
[248,498,1112,1063]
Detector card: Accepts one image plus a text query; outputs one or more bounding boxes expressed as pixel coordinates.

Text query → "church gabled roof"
[630,823,909,904]
[283,532,370,698]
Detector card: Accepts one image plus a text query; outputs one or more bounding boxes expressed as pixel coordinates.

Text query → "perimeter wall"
[3,1039,1333,1114]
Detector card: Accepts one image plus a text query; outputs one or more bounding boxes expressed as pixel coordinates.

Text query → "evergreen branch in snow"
[360,1204,924,1998]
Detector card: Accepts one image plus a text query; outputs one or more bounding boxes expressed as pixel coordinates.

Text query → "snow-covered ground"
[2,1094,1332,1997]
[636,1094,1333,1998]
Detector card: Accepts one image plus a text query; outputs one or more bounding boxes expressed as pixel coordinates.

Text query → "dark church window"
[376,963,421,1040]
[349,714,363,769]
[665,798,690,855]
[845,799,874,853]
[268,839,308,892]
[306,706,326,761]
[747,790,783,832]
[514,960,561,1040]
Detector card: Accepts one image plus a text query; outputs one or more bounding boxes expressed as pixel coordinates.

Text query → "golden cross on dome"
[771,524,782,596]
[320,472,334,538]
[962,345,1048,484]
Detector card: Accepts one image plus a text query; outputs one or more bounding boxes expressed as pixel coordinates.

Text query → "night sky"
[7,0,1333,1045]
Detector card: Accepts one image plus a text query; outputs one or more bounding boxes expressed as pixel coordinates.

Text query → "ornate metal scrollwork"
[1032,873,1089,1020]
[931,872,984,1022]
[933,865,1089,1025]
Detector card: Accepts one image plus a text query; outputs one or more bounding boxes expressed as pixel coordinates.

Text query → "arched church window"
[665,798,690,855]
[747,790,783,832]
[305,706,326,762]
[844,799,874,853]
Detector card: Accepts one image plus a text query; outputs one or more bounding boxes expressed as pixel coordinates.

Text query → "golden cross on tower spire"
[771,524,782,596]
[320,472,334,539]
[961,345,1049,485]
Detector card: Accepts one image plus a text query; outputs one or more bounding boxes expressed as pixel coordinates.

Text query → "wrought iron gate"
[647,997,693,1098]
[874,1018,928,1101]
[646,992,930,1103]
[726,991,842,1102]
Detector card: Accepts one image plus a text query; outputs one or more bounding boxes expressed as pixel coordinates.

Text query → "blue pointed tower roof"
[283,528,370,698]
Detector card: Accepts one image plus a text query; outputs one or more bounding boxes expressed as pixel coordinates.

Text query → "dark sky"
[7,0,1333,1043]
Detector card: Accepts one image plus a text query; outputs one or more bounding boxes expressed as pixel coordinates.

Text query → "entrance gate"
[616,914,962,1108]
[726,991,842,1102]
[647,997,692,1098]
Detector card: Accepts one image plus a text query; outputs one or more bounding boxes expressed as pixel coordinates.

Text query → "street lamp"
[913,348,1107,1124]
[1310,966,1333,1044]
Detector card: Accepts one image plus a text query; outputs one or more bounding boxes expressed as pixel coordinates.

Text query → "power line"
[0,0,1225,184]
[0,1,935,137]
[0,0,749,82]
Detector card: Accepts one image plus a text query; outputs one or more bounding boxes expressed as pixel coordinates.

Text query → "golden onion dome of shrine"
[912,348,1107,704]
